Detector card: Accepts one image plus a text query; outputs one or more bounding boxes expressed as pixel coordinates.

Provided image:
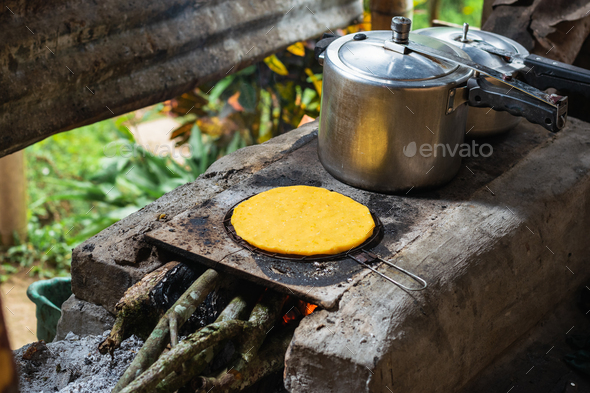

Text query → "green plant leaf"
[208,75,236,102]
[301,88,317,108]
[237,65,257,76]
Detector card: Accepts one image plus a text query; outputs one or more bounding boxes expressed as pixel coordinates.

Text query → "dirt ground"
[1,271,38,350]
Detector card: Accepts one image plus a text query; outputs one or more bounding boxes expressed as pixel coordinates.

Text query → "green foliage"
[25,117,121,226]
[1,119,123,281]
[413,0,483,30]
[0,264,17,284]
[47,123,224,243]
[2,216,72,281]
[163,49,324,145]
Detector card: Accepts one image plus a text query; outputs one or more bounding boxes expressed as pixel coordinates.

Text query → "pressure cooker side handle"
[520,55,590,121]
[521,55,590,95]
[466,76,568,133]
[314,33,340,64]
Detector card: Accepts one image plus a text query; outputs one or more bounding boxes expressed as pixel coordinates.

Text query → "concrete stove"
[63,117,590,392]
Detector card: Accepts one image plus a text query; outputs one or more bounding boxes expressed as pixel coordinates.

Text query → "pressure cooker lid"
[334,31,470,82]
[413,27,529,71]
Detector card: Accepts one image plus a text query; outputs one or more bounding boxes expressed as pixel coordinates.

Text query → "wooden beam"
[0,0,362,158]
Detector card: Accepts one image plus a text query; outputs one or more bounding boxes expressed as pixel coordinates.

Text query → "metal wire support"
[349,251,428,291]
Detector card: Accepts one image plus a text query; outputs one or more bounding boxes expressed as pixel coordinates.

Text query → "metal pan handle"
[466,76,568,132]
[314,33,340,65]
[521,55,590,122]
[522,55,590,96]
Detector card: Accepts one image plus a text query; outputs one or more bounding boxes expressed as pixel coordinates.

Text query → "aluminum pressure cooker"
[415,25,529,137]
[315,17,568,194]
[416,24,590,136]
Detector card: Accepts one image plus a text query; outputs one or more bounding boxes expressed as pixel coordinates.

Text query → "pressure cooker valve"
[460,23,469,43]
[391,16,412,44]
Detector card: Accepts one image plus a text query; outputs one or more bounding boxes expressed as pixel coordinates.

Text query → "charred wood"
[113,269,221,393]
[98,261,200,354]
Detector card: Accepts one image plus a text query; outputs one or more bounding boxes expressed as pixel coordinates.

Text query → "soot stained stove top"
[146,139,427,309]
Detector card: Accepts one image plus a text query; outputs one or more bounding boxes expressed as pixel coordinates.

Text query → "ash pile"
[14,332,143,393]
[13,262,304,393]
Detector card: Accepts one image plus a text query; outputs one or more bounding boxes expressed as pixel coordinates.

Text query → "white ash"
[14,331,143,393]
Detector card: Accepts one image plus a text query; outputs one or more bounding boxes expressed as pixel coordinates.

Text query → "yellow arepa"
[231,186,375,256]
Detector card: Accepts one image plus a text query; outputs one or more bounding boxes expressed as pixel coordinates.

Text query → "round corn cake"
[230,186,375,256]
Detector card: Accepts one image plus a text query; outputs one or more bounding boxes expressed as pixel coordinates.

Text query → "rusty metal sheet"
[0,0,362,157]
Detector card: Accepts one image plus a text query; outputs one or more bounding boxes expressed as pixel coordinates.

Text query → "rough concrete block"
[283,118,590,392]
[71,122,318,313]
[55,295,116,342]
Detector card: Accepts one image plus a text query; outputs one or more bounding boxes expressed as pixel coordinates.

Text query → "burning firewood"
[113,269,221,392]
[108,263,313,393]
[117,289,287,393]
[191,325,296,393]
[154,295,253,393]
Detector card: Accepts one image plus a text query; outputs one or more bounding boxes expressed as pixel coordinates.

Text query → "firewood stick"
[239,290,287,363]
[155,295,252,393]
[113,269,220,393]
[119,320,247,393]
[99,264,172,355]
[124,291,286,393]
[100,316,126,355]
[193,291,287,391]
[169,317,179,348]
[193,325,296,393]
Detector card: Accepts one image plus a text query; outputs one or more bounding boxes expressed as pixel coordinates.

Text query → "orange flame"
[282,300,318,325]
[302,303,318,316]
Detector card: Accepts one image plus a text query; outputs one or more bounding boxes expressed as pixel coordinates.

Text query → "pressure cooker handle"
[314,33,340,65]
[521,55,590,95]
[520,55,590,121]
[466,76,568,133]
